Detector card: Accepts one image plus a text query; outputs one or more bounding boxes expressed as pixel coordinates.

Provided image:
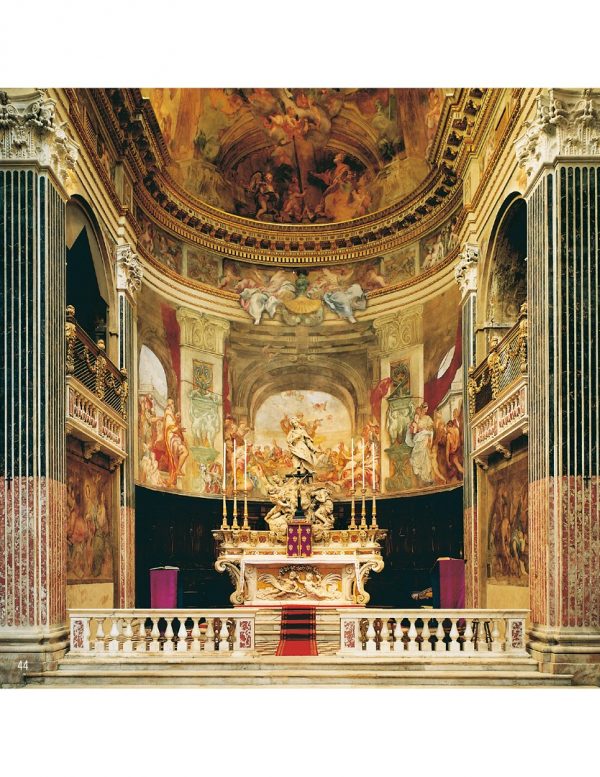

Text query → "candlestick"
[232,440,238,529]
[360,486,367,529]
[221,441,228,529]
[371,441,378,529]
[361,438,365,491]
[349,438,356,529]
[351,438,355,491]
[243,440,249,529]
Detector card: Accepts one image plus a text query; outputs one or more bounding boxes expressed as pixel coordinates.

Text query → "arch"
[480,193,527,342]
[137,324,180,405]
[66,196,115,344]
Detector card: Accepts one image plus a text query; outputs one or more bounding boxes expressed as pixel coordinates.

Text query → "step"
[25,666,572,687]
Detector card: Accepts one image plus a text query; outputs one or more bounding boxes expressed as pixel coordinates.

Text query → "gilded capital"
[515,88,600,187]
[455,243,479,299]
[115,244,143,301]
[0,89,78,193]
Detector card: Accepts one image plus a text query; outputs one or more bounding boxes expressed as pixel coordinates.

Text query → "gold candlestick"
[221,488,228,529]
[232,488,239,529]
[349,489,357,529]
[243,488,249,529]
[371,490,378,529]
[360,487,367,529]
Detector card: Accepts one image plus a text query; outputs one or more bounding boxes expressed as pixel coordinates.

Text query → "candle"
[233,439,237,490]
[244,439,247,490]
[372,441,376,491]
[351,438,355,490]
[361,438,365,490]
[222,441,226,490]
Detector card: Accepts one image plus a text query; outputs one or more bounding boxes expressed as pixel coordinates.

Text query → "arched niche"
[483,195,527,344]
[66,196,113,343]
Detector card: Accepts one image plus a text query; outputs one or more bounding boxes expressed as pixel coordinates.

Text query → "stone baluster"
[472,619,484,652]
[366,619,377,653]
[204,619,215,653]
[448,618,461,653]
[462,618,475,653]
[490,619,503,652]
[434,620,445,653]
[163,617,175,653]
[177,619,189,653]
[94,618,105,653]
[149,617,161,653]
[380,619,391,653]
[191,619,202,653]
[421,619,432,652]
[123,619,134,653]
[393,620,404,652]
[407,619,419,652]
[136,619,147,653]
[219,618,230,652]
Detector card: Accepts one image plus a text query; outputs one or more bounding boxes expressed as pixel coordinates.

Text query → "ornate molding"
[515,88,600,186]
[115,244,143,301]
[373,305,424,355]
[176,308,230,355]
[0,89,78,192]
[454,243,480,299]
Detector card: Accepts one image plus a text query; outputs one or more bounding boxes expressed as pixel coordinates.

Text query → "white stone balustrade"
[69,609,257,656]
[66,379,127,467]
[472,378,528,463]
[338,609,528,656]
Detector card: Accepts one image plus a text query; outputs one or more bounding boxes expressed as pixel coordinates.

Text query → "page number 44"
[18,660,29,671]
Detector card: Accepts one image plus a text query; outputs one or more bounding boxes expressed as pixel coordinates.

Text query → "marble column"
[0,89,78,682]
[515,88,600,683]
[455,244,480,607]
[115,245,142,608]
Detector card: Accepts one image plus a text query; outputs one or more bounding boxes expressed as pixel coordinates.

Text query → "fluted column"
[455,244,480,606]
[0,89,78,682]
[516,88,600,683]
[115,245,142,607]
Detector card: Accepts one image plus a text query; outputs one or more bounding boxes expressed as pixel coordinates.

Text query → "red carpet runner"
[276,606,318,656]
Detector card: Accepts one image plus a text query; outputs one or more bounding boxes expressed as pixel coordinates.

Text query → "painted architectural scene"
[142,88,446,223]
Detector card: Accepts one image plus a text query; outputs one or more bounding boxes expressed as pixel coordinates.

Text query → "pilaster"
[0,89,79,683]
[516,88,600,683]
[455,243,480,607]
[115,244,142,607]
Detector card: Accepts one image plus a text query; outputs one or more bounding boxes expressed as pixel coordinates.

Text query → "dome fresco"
[142,88,446,224]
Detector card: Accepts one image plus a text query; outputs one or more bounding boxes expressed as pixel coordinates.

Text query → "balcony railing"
[339,609,528,656]
[468,304,528,464]
[65,305,128,466]
[69,609,257,655]
[468,303,527,418]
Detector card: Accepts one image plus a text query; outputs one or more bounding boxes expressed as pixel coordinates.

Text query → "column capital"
[454,243,480,300]
[372,304,423,355]
[175,308,230,354]
[515,88,600,188]
[0,89,78,194]
[115,244,143,303]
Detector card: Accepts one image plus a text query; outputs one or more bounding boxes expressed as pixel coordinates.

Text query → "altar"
[213,415,387,606]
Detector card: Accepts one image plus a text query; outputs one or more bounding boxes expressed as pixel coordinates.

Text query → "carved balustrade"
[69,609,257,655]
[65,305,128,467]
[339,609,528,656]
[468,304,528,464]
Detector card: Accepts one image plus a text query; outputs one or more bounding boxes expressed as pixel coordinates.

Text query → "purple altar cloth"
[438,559,465,608]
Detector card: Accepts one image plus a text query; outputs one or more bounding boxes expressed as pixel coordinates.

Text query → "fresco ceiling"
[142,88,447,224]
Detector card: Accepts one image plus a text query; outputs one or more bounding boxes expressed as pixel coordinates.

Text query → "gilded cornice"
[76,87,498,266]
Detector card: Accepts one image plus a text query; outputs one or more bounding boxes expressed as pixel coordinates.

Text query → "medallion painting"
[66,456,114,582]
[142,88,445,223]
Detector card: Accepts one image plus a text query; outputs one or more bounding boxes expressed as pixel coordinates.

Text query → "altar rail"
[339,609,528,656]
[69,610,257,655]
